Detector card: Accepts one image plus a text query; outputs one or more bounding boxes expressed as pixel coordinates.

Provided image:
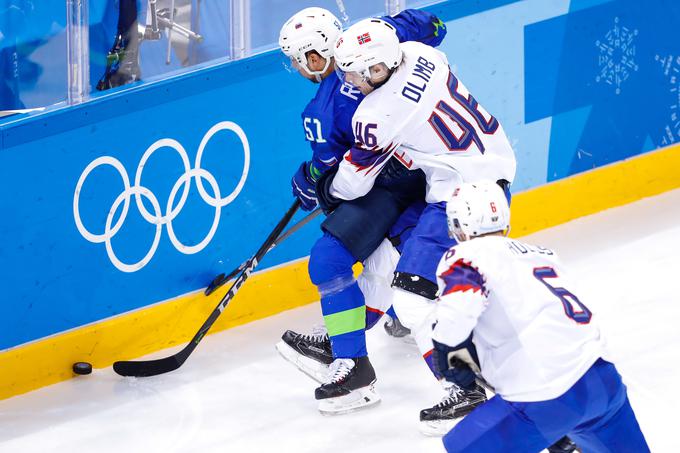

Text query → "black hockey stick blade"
[113,353,185,377]
[203,207,321,296]
[113,200,300,377]
[112,307,216,377]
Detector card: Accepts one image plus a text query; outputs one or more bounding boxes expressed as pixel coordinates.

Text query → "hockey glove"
[291,161,318,211]
[429,17,447,46]
[431,335,480,391]
[375,157,409,186]
[315,165,342,214]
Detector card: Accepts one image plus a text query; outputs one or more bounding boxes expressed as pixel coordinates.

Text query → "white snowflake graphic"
[595,17,639,95]
[655,54,680,146]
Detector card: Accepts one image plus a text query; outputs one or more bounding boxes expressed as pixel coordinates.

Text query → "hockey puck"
[72,362,92,375]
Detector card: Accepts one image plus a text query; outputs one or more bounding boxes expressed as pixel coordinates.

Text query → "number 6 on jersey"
[533,267,592,324]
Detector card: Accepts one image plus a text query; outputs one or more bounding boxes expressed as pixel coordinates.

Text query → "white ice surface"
[1,189,680,453]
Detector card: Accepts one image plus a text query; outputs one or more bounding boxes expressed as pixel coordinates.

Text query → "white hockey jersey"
[331,41,516,203]
[433,236,605,402]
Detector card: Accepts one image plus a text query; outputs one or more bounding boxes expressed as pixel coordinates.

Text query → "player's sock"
[315,356,380,415]
[310,233,369,359]
[418,383,487,436]
[275,327,333,383]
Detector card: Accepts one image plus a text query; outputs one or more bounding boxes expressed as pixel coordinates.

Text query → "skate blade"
[418,417,463,437]
[275,341,329,383]
[318,383,381,416]
[401,335,417,346]
[386,330,417,345]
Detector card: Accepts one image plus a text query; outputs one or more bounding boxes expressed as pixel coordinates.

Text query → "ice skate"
[548,436,580,453]
[419,383,487,436]
[315,357,381,415]
[383,315,411,338]
[275,328,332,383]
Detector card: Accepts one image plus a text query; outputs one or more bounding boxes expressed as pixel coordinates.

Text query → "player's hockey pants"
[442,358,649,453]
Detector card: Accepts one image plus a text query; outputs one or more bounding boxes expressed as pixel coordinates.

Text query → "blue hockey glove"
[429,16,447,46]
[383,10,447,48]
[431,335,480,390]
[291,161,318,211]
[315,165,342,214]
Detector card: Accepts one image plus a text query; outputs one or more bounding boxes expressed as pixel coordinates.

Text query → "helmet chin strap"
[365,67,394,91]
[301,56,333,83]
[366,71,392,90]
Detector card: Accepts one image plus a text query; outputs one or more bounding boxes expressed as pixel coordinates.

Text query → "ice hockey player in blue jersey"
[275,7,457,416]
[431,181,649,453]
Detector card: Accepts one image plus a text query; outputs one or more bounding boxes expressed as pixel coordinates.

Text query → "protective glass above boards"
[0,2,67,112]
[95,1,394,99]
[95,0,210,96]
[249,0,386,55]
[0,0,407,116]
[405,0,442,9]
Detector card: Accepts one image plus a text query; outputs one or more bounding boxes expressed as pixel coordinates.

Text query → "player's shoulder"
[400,40,434,55]
[352,99,387,125]
[436,239,495,296]
[438,236,509,274]
[305,75,361,130]
[351,78,406,138]
[327,73,363,108]
[400,41,449,66]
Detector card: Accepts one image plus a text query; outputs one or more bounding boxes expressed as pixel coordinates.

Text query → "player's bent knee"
[391,287,435,330]
[308,233,356,288]
[391,272,438,330]
[358,270,391,311]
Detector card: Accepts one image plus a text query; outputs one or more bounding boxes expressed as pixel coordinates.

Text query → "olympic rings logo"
[73,121,250,273]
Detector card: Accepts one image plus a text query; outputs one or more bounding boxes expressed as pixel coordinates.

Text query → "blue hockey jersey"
[300,9,447,180]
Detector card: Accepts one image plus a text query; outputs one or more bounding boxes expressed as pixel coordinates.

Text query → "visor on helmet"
[334,61,390,89]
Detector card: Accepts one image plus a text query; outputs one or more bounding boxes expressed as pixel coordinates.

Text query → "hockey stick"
[113,199,301,377]
[450,357,495,394]
[204,207,322,296]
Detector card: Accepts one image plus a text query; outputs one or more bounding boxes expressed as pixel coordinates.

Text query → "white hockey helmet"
[279,7,342,78]
[446,181,510,242]
[334,18,402,87]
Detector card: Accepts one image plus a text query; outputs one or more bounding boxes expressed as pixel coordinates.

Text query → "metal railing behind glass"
[1,0,420,116]
[67,0,90,104]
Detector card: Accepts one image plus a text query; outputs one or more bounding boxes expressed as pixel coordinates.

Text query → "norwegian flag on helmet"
[357,32,371,45]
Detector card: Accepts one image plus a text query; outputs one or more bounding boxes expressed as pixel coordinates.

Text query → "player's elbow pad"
[433,292,486,347]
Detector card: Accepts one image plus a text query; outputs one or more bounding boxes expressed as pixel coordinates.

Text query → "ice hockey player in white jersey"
[329,21,515,205]
[316,18,515,431]
[430,180,649,452]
